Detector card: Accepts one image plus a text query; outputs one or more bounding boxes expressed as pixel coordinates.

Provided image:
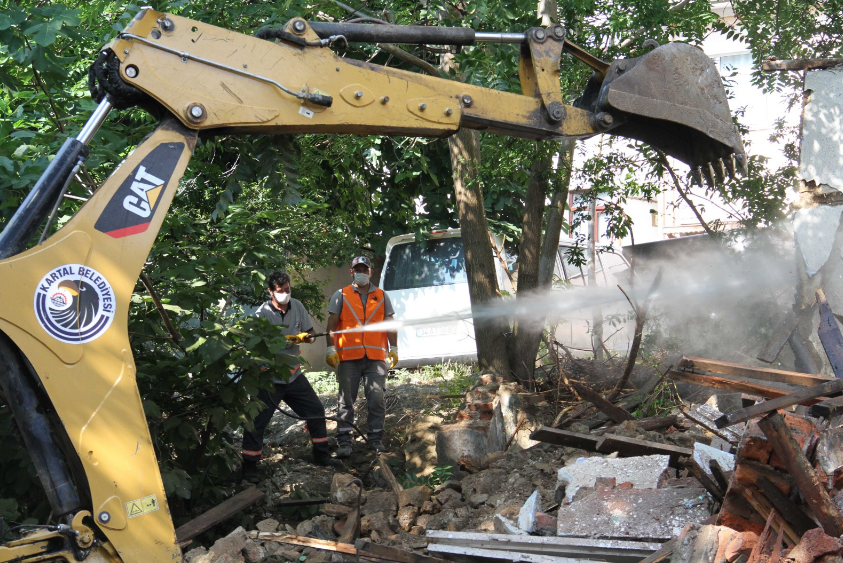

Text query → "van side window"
[383,238,468,290]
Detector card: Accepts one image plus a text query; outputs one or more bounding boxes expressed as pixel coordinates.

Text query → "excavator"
[0,7,744,562]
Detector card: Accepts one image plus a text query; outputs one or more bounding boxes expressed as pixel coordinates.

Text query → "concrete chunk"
[693,442,736,481]
[556,454,670,504]
[556,487,713,541]
[493,514,527,535]
[518,490,540,533]
[436,423,490,467]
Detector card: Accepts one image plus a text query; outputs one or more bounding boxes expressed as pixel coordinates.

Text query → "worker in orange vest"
[325,256,398,458]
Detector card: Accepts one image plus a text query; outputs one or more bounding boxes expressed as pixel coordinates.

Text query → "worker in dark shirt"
[241,271,341,482]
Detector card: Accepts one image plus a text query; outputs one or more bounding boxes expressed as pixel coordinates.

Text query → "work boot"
[241,462,262,484]
[335,442,353,459]
[369,439,387,453]
[314,452,343,468]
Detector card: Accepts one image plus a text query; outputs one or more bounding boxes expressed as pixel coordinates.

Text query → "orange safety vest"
[336,285,388,361]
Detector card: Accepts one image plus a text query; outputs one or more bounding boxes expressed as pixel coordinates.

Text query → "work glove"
[388,347,399,369]
[286,332,315,344]
[326,346,340,369]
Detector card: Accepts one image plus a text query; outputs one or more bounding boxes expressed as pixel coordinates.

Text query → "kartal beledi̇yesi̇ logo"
[34,264,116,344]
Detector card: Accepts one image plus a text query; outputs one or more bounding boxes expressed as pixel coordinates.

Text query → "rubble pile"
[182,349,843,563]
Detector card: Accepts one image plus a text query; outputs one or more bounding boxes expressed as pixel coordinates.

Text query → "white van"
[380,229,512,367]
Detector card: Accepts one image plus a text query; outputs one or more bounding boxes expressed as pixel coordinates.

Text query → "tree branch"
[658,151,716,236]
[139,272,185,344]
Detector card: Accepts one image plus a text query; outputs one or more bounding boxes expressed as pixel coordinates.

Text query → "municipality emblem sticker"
[34,264,116,344]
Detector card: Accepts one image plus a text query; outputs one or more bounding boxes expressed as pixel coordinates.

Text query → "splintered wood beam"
[175,487,264,545]
[530,426,692,466]
[811,395,843,419]
[679,356,833,387]
[756,476,817,536]
[817,289,843,378]
[668,370,796,400]
[757,412,843,537]
[569,382,634,423]
[376,453,404,495]
[338,508,360,544]
[762,58,843,71]
[714,379,843,428]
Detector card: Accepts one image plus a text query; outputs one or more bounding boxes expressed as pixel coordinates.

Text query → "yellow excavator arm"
[0,8,744,563]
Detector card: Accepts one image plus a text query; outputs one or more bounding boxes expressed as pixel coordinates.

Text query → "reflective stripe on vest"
[336,285,388,361]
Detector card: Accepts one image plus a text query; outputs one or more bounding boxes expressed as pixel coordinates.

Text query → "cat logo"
[94,143,184,238]
[123,165,165,218]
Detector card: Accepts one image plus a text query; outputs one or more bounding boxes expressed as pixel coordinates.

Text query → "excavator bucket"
[577,42,746,184]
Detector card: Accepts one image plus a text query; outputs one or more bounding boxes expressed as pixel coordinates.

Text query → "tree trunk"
[538,139,574,287]
[512,144,552,385]
[447,127,511,377]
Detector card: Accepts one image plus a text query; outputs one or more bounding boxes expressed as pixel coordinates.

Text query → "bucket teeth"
[702,163,715,188]
[715,159,727,183]
[691,167,703,186]
[725,154,737,179]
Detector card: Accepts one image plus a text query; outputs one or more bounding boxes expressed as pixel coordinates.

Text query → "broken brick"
[787,528,843,563]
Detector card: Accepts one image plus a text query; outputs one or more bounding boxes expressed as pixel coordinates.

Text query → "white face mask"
[273,291,291,305]
[354,272,370,285]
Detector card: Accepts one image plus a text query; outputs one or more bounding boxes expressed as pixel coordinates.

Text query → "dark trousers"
[336,357,387,443]
[241,374,328,463]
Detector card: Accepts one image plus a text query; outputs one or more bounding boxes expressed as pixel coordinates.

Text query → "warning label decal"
[125,494,159,518]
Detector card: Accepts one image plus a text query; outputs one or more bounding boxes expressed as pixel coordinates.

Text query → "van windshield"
[383,238,468,290]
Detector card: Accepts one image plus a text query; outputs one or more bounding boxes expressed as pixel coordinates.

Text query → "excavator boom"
[0,8,745,563]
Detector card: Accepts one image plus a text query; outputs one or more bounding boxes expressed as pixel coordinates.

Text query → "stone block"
[256,518,280,533]
[361,511,396,537]
[468,493,488,508]
[398,485,431,508]
[184,547,208,563]
[487,384,540,453]
[330,473,362,506]
[436,423,490,467]
[556,454,670,504]
[404,415,443,477]
[242,540,266,563]
[434,488,462,506]
[296,515,336,541]
[210,527,248,560]
[687,404,745,443]
[788,528,843,563]
[397,505,419,531]
[320,503,352,518]
[817,427,843,479]
[556,487,712,541]
[362,491,397,517]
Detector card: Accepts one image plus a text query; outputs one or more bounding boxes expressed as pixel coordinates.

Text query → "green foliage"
[400,465,453,489]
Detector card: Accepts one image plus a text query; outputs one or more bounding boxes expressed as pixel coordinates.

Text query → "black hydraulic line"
[307,22,476,45]
[0,333,83,517]
[0,138,89,260]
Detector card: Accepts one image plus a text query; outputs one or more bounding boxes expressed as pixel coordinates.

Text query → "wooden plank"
[757,412,843,537]
[530,426,602,451]
[755,476,817,537]
[569,382,634,423]
[679,357,833,387]
[810,395,843,419]
[714,378,843,428]
[356,540,444,563]
[377,454,404,495]
[175,487,264,544]
[338,508,360,544]
[259,533,437,563]
[595,415,679,435]
[529,426,691,467]
[668,370,796,400]
[599,434,692,467]
[817,289,843,378]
